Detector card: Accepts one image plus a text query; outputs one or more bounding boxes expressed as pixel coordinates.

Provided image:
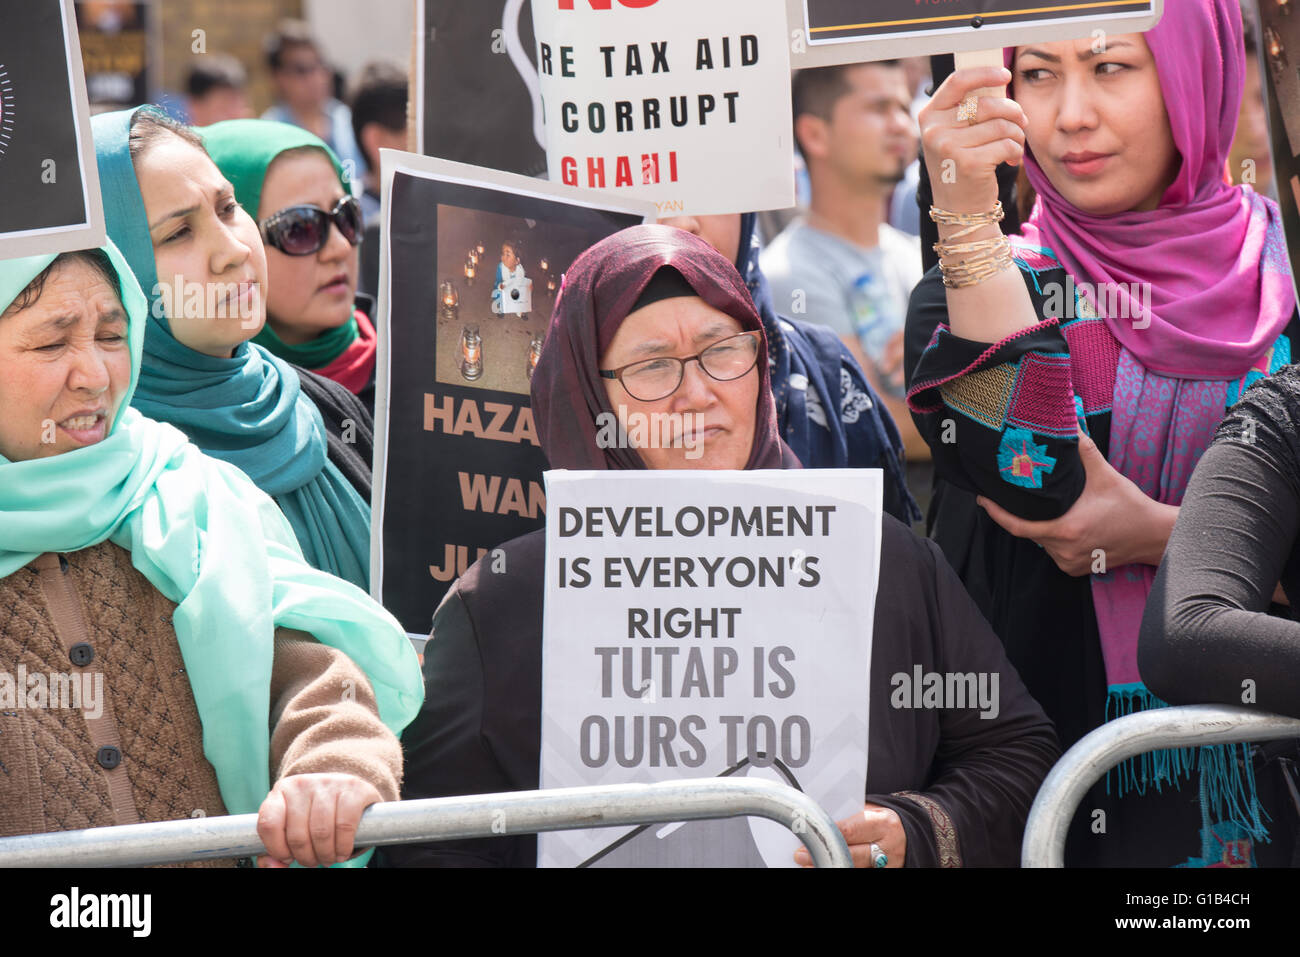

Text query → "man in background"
[261,19,365,188]
[761,62,929,467]
[184,54,253,127]
[350,61,409,227]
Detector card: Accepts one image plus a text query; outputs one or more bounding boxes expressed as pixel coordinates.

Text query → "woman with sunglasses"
[203,120,377,412]
[91,107,373,590]
[379,226,1059,868]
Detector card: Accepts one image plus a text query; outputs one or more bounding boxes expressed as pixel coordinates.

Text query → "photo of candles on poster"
[371,149,655,640]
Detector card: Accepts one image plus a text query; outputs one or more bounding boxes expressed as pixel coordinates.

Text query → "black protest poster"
[804,0,1154,42]
[1257,0,1300,288]
[0,0,104,257]
[74,0,154,111]
[418,0,547,177]
[375,153,651,637]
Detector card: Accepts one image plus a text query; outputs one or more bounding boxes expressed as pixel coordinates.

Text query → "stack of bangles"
[930,202,1013,289]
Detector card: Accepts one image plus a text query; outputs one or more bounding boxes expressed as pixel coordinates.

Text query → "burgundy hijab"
[530,225,797,471]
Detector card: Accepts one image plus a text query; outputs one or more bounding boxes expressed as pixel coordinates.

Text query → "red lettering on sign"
[558,0,658,8]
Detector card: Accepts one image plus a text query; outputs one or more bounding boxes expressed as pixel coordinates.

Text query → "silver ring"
[870,842,888,868]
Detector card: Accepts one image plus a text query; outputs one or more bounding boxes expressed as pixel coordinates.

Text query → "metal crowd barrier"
[1022,705,1300,868]
[0,777,852,868]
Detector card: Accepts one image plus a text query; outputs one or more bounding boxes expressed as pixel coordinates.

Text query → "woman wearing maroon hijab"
[378,226,1057,868]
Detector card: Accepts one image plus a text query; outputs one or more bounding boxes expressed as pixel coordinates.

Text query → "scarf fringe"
[1105,684,1270,845]
[1198,741,1271,844]
[1104,684,1197,797]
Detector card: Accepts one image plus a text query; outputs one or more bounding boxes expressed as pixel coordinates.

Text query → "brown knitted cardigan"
[0,541,403,865]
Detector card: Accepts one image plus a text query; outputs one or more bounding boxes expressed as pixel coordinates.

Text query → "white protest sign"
[530,0,795,216]
[539,469,881,867]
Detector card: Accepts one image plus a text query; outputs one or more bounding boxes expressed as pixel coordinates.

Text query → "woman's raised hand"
[920,67,1027,216]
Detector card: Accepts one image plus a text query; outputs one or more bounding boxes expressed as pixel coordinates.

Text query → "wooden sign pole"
[953,47,1009,101]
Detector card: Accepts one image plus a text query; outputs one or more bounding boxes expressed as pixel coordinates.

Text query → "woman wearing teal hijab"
[0,244,422,866]
[91,106,373,590]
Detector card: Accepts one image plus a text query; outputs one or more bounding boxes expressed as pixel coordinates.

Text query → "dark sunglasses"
[261,195,362,256]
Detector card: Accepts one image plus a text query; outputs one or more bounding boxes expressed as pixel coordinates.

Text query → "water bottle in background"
[849,271,905,398]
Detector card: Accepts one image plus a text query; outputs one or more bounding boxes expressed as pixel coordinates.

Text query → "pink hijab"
[1012,0,1294,380]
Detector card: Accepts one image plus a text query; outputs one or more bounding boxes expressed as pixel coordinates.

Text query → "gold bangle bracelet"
[938,235,1014,289]
[933,236,1006,259]
[930,202,1006,242]
[928,201,1005,227]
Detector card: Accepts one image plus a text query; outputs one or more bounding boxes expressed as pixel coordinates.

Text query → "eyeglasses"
[260,196,362,257]
[599,331,761,402]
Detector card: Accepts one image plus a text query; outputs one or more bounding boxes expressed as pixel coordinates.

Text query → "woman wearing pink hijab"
[904,0,1299,866]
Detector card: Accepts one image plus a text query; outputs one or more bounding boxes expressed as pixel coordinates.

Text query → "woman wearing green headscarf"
[0,244,422,867]
[91,107,373,590]
[205,119,378,411]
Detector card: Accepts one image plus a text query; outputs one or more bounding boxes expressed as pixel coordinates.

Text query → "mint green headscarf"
[0,244,422,858]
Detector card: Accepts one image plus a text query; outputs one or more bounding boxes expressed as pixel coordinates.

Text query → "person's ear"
[795,113,830,162]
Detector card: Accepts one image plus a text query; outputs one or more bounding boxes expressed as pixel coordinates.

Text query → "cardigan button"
[96,746,122,770]
[69,642,94,667]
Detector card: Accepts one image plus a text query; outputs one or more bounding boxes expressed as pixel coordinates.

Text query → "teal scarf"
[91,108,370,589]
[0,245,422,857]
[256,311,360,368]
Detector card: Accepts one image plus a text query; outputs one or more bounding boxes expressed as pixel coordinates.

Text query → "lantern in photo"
[460,326,483,381]
[439,280,459,321]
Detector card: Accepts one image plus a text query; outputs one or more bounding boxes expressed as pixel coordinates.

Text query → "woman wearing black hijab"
[378,226,1057,868]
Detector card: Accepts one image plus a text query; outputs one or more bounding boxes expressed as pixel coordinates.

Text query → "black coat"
[293,364,374,503]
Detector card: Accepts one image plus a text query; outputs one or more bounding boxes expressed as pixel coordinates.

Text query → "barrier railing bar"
[0,777,852,868]
[1022,705,1300,868]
